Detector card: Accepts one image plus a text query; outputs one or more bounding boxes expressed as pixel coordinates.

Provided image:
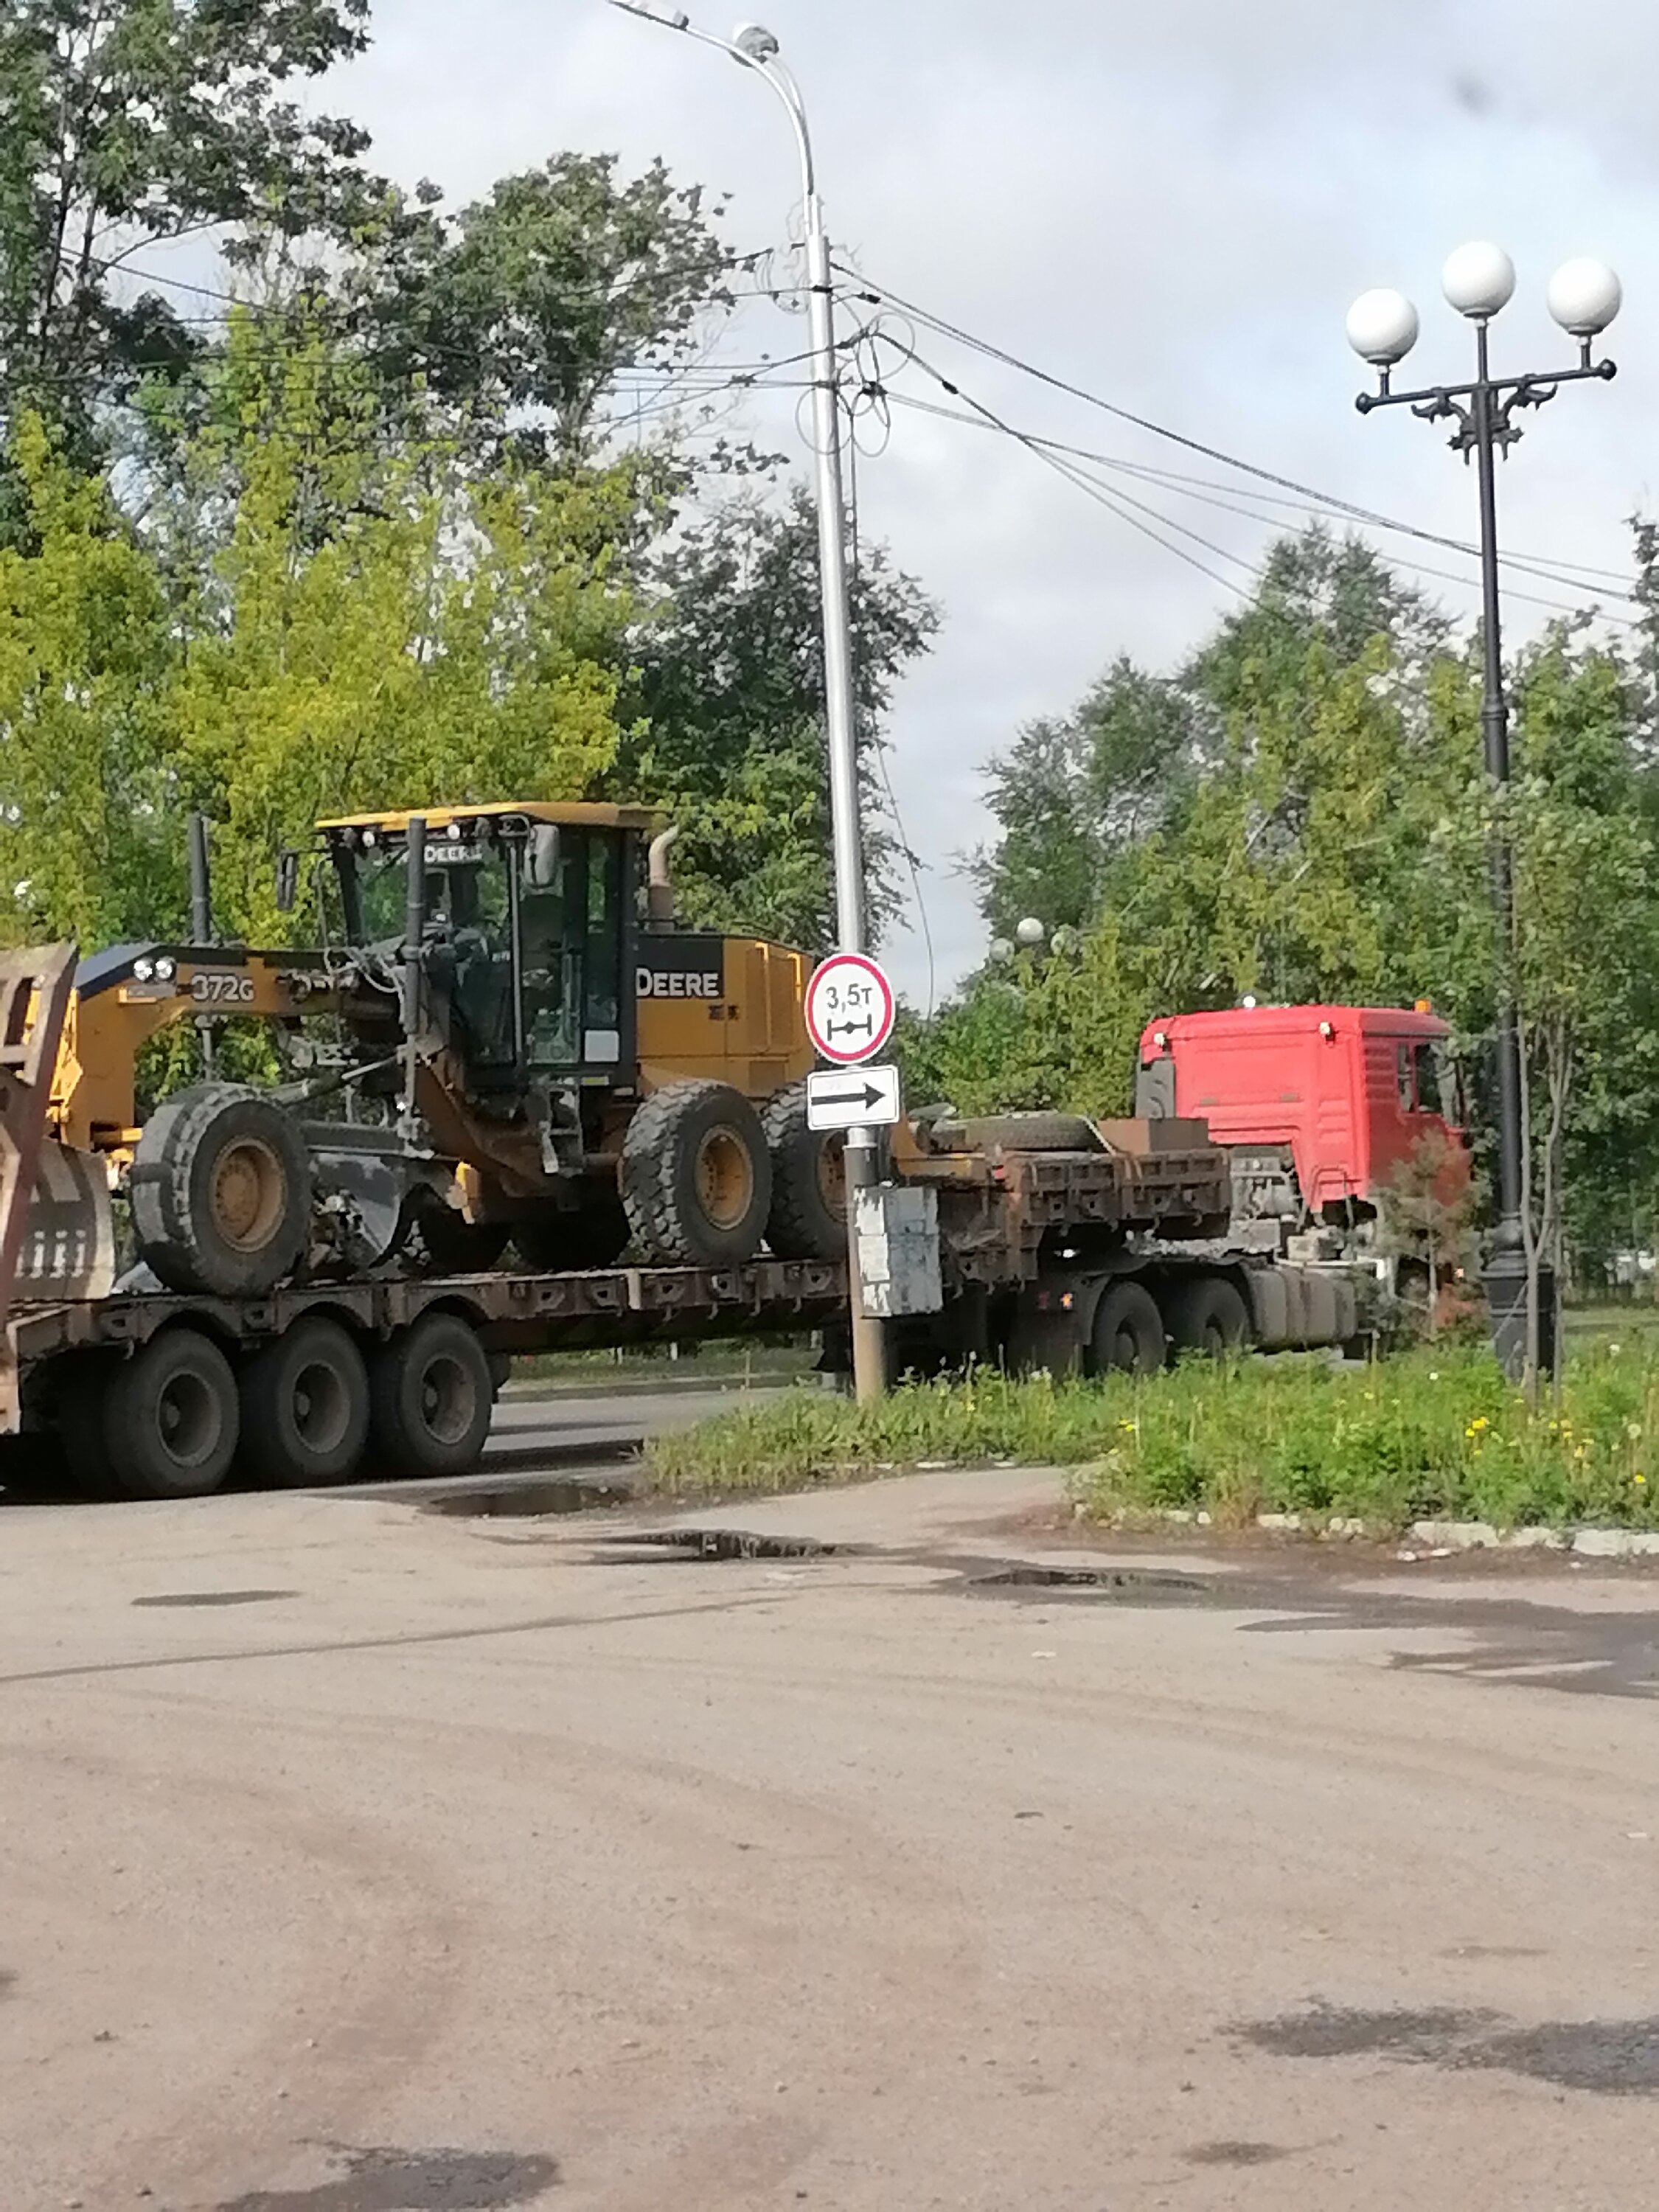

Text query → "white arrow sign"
[807,1062,902,1133]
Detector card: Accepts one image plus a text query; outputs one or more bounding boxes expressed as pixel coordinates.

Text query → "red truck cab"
[1136,1003,1466,1221]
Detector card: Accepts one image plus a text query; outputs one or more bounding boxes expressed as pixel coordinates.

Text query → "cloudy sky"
[308,1,1657,1001]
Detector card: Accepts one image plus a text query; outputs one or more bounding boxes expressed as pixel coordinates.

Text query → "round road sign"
[805,952,896,1065]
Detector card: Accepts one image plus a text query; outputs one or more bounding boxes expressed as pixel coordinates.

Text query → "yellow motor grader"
[24,802,844,1303]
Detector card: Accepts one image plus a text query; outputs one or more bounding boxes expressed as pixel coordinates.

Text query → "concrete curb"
[1120,1505,1659,1559]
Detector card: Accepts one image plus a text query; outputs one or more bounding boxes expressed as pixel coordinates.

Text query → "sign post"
[805,953,898,1399]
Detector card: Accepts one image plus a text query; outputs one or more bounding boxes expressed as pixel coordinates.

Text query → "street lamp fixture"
[1346,244,1622,1382]
[608,2,888,1400]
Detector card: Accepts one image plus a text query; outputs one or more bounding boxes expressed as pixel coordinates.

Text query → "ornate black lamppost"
[1346,245,1622,1380]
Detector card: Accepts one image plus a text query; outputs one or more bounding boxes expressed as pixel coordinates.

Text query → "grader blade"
[0,945,116,1432]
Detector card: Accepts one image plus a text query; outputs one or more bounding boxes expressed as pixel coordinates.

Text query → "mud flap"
[0,945,116,1430]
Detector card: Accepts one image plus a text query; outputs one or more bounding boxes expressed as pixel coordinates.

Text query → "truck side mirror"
[526,824,560,891]
[275,849,300,914]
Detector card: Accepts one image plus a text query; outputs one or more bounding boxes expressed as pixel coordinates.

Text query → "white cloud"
[311,0,1658,999]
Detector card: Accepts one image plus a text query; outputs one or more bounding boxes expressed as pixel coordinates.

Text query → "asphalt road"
[4,1463,1659,2211]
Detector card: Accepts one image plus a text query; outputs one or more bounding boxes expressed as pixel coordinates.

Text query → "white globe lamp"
[1442,241,1516,319]
[1015,917,1046,949]
[1346,288,1419,368]
[1548,257,1622,338]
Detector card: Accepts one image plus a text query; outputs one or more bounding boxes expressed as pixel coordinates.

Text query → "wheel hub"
[210,1137,286,1253]
[695,1127,754,1232]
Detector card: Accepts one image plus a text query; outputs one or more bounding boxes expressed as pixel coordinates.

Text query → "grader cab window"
[333,820,628,1079]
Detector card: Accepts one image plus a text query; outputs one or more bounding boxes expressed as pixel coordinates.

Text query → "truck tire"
[620,1080,773,1267]
[762,1085,846,1262]
[367,1312,494,1479]
[131,1083,312,1297]
[1091,1281,1166,1375]
[930,1113,1103,1155]
[240,1318,369,1486]
[1166,1273,1251,1358]
[512,1192,630,1271]
[102,1328,241,1500]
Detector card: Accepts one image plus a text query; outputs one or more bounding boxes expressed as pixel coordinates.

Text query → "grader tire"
[762,1085,846,1262]
[619,1080,772,1267]
[131,1083,312,1297]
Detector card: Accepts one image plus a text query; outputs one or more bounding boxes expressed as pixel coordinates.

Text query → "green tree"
[0,353,639,951]
[0,0,378,479]
[344,155,740,467]
[613,488,938,951]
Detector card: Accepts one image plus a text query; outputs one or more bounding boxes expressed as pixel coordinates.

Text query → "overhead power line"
[838,263,1644,608]
[879,389,1643,627]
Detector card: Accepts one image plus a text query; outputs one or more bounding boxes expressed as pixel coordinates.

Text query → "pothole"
[425,1477,638,1520]
[969,1565,1210,1601]
[605,1528,849,1562]
[131,1589,299,1609]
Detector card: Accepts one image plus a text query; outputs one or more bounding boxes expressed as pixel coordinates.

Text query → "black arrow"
[815,1079,887,1111]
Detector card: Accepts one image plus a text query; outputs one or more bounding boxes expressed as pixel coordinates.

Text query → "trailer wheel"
[1091,1281,1166,1375]
[762,1084,846,1262]
[240,1318,369,1486]
[368,1312,494,1479]
[102,1329,240,1500]
[131,1083,312,1297]
[619,1080,772,1267]
[1167,1274,1251,1359]
[512,1190,630,1271]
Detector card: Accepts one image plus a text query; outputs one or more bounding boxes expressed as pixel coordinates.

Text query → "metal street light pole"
[608,4,888,1399]
[1346,246,1622,1382]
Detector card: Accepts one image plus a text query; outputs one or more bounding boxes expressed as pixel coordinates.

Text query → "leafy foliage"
[0,372,637,950]
[614,489,938,952]
[0,0,378,499]
[644,1340,1659,1534]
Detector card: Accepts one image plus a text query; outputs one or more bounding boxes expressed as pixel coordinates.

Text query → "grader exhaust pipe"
[647,827,679,928]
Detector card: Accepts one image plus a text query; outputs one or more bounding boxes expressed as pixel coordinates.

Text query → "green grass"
[642,1341,1659,1532]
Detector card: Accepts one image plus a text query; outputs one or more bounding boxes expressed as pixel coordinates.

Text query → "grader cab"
[18,804,844,1306]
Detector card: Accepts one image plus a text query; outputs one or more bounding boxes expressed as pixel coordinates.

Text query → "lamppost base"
[1484,1247,1555,1385]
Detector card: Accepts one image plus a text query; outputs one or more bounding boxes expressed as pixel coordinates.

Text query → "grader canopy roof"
[314,801,660,835]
